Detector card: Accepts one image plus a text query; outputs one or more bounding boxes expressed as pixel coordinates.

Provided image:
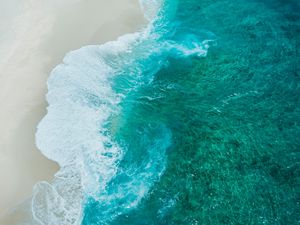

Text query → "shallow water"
[33,0,299,224]
[94,0,299,224]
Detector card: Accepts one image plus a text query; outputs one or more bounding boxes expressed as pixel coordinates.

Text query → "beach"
[1,0,299,224]
[0,0,145,223]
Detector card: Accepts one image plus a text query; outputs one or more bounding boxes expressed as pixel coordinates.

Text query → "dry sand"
[0,0,145,223]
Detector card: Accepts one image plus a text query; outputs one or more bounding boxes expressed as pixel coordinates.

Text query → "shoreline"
[0,0,145,223]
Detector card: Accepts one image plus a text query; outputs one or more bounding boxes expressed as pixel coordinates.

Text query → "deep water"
[83,0,300,224]
[33,0,300,224]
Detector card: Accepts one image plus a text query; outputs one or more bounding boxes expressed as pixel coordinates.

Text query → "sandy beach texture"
[0,0,145,223]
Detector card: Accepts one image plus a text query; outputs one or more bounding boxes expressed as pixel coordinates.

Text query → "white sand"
[0,0,145,222]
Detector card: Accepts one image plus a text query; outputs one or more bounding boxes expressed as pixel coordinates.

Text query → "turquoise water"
[33,0,299,224]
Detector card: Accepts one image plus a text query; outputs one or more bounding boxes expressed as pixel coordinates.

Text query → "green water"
[109,0,299,224]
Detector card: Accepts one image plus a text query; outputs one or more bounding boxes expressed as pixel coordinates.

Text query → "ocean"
[32,0,299,224]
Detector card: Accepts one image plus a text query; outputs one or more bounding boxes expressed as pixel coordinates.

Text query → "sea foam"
[26,0,211,224]
[31,33,142,225]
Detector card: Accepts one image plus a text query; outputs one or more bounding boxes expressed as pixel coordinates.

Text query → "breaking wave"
[25,0,211,224]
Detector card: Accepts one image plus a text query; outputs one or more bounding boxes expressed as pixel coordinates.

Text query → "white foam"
[139,0,163,21]
[27,1,213,224]
[30,32,144,225]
